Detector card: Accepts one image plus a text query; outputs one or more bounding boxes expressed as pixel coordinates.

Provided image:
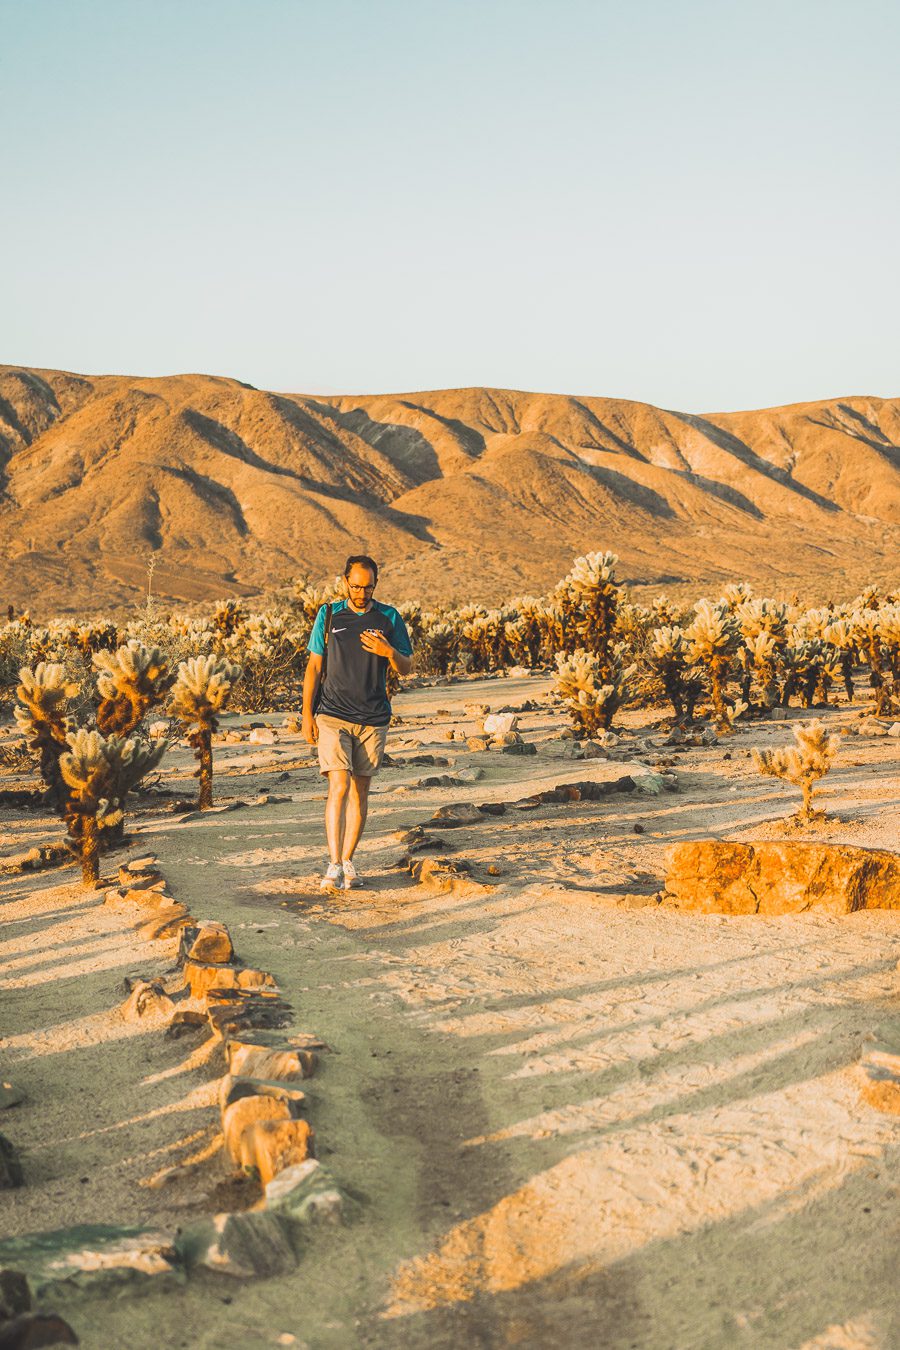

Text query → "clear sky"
[3,0,898,410]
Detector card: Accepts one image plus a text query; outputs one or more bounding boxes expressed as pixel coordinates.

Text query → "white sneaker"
[320,862,343,891]
[341,858,362,889]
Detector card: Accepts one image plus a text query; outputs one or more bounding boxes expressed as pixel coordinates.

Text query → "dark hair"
[344,554,378,583]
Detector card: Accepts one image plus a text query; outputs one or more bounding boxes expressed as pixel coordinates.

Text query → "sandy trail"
[2,676,899,1349]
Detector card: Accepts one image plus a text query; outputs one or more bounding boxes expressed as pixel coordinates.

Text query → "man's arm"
[302,652,323,743]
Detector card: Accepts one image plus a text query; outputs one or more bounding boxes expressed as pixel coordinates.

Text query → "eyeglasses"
[347,584,375,593]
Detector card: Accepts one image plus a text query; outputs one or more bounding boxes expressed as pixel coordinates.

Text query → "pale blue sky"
[3,0,898,410]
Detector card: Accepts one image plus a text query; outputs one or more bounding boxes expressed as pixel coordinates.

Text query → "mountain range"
[0,365,897,618]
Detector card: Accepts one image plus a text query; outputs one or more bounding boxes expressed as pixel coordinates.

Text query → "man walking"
[302,555,413,890]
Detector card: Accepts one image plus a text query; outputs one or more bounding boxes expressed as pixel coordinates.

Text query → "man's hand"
[302,713,318,744]
[360,629,395,659]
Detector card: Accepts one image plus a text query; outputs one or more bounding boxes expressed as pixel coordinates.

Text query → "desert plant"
[554,644,636,736]
[168,655,243,808]
[93,639,172,735]
[558,551,620,657]
[14,662,80,805]
[648,626,703,721]
[59,728,165,884]
[753,719,840,820]
[684,600,740,726]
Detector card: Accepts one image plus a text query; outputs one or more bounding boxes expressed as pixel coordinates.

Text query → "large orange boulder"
[663,840,900,914]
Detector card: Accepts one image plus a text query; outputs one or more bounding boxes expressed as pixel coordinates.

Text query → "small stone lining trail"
[11,677,900,1349]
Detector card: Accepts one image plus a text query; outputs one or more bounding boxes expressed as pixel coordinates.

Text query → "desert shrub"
[14,663,81,806]
[59,728,165,884]
[647,626,703,720]
[753,719,840,820]
[684,600,741,727]
[168,655,243,808]
[553,644,636,735]
[93,640,172,735]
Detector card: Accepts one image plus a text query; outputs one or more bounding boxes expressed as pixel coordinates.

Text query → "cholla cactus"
[684,600,740,726]
[737,631,781,709]
[93,640,172,735]
[718,582,754,612]
[212,599,245,638]
[850,609,896,714]
[59,728,165,884]
[14,662,80,804]
[420,619,458,675]
[558,551,620,656]
[554,645,636,735]
[823,618,857,703]
[648,626,702,720]
[168,656,243,808]
[753,719,840,820]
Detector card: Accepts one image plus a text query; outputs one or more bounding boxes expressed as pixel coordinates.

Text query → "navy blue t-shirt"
[307,600,413,727]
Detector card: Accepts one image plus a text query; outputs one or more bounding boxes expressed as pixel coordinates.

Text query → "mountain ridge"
[1,365,897,617]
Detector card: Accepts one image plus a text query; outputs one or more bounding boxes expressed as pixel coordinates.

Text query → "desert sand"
[2,673,899,1349]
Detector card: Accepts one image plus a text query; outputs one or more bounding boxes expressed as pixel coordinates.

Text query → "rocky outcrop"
[662,840,900,914]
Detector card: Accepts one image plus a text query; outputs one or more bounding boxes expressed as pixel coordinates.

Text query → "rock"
[859,717,890,737]
[105,885,172,910]
[0,1226,183,1300]
[413,774,467,789]
[124,854,158,873]
[632,770,667,795]
[466,737,490,752]
[858,1051,900,1115]
[0,1135,24,1189]
[888,722,900,737]
[663,840,900,914]
[179,921,234,966]
[456,767,485,782]
[505,666,531,678]
[548,738,585,759]
[264,1159,343,1230]
[0,1082,25,1111]
[115,867,165,889]
[219,1076,306,1112]
[236,1119,315,1186]
[407,857,479,892]
[206,995,293,1039]
[120,980,174,1021]
[226,1041,317,1082]
[499,740,537,756]
[428,802,486,828]
[483,712,518,737]
[0,1312,79,1346]
[184,961,278,1000]
[180,1211,295,1279]
[135,905,191,942]
[464,703,490,716]
[148,721,169,739]
[248,728,277,745]
[223,1095,293,1164]
[165,1010,208,1039]
[477,802,506,816]
[253,793,292,806]
[0,1269,30,1319]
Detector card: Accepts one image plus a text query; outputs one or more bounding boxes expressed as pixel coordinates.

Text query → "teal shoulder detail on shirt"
[373,601,413,657]
[306,599,349,655]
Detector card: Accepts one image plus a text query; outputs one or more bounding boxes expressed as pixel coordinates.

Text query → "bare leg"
[341,774,371,861]
[324,770,351,864]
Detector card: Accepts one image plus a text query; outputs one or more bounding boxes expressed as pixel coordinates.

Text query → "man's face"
[346,565,376,608]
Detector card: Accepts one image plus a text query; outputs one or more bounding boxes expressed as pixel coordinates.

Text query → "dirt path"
[3,677,899,1348]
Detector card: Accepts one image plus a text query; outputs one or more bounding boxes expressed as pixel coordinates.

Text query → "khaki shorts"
[315,714,389,777]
